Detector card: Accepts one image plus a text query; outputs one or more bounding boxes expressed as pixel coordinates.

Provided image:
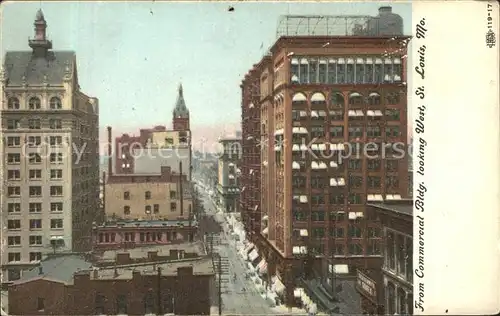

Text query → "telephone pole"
[157,267,163,315]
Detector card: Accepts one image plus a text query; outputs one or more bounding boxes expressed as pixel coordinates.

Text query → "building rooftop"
[96,219,198,228]
[98,242,206,261]
[367,200,413,216]
[12,254,213,286]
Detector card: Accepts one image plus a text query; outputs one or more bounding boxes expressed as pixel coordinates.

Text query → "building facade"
[240,68,262,239]
[113,84,192,180]
[106,127,193,221]
[216,135,242,213]
[92,220,198,250]
[357,200,413,315]
[1,10,99,281]
[240,7,410,305]
[8,254,214,315]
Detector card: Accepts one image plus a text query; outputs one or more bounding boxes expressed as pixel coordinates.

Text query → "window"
[367,160,381,171]
[49,119,62,129]
[7,154,21,164]
[50,169,63,179]
[29,169,42,180]
[50,186,63,196]
[30,186,42,197]
[117,294,128,314]
[348,243,363,255]
[406,237,413,282]
[329,227,344,237]
[385,109,401,121]
[28,136,42,146]
[293,211,306,221]
[124,206,131,215]
[7,136,21,147]
[51,219,63,229]
[8,236,21,246]
[374,63,383,83]
[387,231,396,270]
[170,202,177,212]
[368,176,381,188]
[144,292,155,314]
[30,219,42,229]
[8,203,21,213]
[310,126,323,138]
[154,204,160,214]
[145,191,151,199]
[327,61,336,83]
[29,235,43,245]
[348,126,363,138]
[311,195,325,205]
[50,202,63,213]
[329,126,344,138]
[170,190,176,199]
[386,160,398,171]
[30,252,42,261]
[334,244,344,256]
[8,252,21,262]
[365,63,374,83]
[28,119,41,129]
[7,170,21,180]
[368,227,381,238]
[366,126,381,137]
[348,193,362,204]
[348,159,362,170]
[349,175,363,188]
[49,97,62,109]
[397,234,406,276]
[386,126,400,138]
[49,136,63,146]
[37,297,45,311]
[355,61,365,83]
[367,240,381,255]
[311,211,325,222]
[145,205,152,214]
[8,186,21,197]
[49,153,63,163]
[367,93,381,105]
[29,203,42,213]
[386,176,399,189]
[386,93,401,105]
[383,61,393,82]
[318,60,327,83]
[330,92,344,107]
[29,97,41,110]
[29,153,42,164]
[348,225,362,238]
[330,194,344,205]
[387,282,396,315]
[8,220,21,230]
[337,63,345,83]
[124,191,130,200]
[7,97,20,109]
[7,119,20,129]
[95,294,105,315]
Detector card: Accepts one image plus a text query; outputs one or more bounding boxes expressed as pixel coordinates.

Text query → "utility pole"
[218,254,222,316]
[157,267,163,315]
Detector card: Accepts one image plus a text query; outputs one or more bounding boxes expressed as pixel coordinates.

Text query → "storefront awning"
[248,249,259,262]
[272,276,286,294]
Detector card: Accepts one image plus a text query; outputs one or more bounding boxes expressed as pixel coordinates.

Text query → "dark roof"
[3,51,75,86]
[15,255,91,285]
[97,219,198,228]
[367,201,413,216]
[173,83,189,118]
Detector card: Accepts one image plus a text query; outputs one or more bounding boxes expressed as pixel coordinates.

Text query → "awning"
[330,161,338,168]
[394,75,402,81]
[393,58,401,64]
[311,144,319,151]
[244,243,255,254]
[274,146,281,151]
[294,288,304,298]
[291,58,299,65]
[384,58,392,64]
[367,194,384,201]
[259,262,268,275]
[319,59,327,64]
[274,129,284,136]
[272,276,286,294]
[311,161,319,169]
[228,174,235,179]
[366,58,373,64]
[310,93,326,102]
[330,178,338,186]
[257,259,266,270]
[337,178,346,186]
[300,229,308,237]
[318,110,327,117]
[262,215,269,221]
[356,58,364,64]
[318,144,327,151]
[337,58,345,64]
[299,195,308,203]
[299,111,308,117]
[374,110,383,116]
[375,58,383,64]
[347,58,354,64]
[292,127,308,134]
[248,249,259,262]
[300,58,309,65]
[292,161,300,169]
[50,236,64,240]
[367,110,375,116]
[262,227,269,235]
[318,162,327,169]
[311,111,319,118]
[348,110,356,116]
[356,110,364,116]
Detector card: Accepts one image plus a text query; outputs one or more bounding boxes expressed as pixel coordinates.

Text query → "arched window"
[330,92,345,107]
[49,97,62,109]
[386,92,401,105]
[291,92,307,107]
[367,92,381,106]
[145,205,152,214]
[7,97,20,109]
[28,97,41,110]
[348,92,363,106]
[310,92,326,107]
[386,281,396,315]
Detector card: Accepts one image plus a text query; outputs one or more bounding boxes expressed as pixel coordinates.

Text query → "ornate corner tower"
[172,83,190,131]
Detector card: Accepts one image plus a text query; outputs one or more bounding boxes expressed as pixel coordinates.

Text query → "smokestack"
[38,266,43,275]
[107,126,113,176]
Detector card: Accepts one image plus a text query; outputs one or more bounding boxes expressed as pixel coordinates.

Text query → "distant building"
[113,84,192,180]
[92,220,198,251]
[357,199,413,315]
[216,136,242,212]
[7,254,214,315]
[1,9,100,282]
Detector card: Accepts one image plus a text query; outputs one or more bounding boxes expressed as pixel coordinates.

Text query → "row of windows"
[289,193,401,205]
[292,226,381,238]
[7,252,42,262]
[4,119,94,134]
[7,169,63,180]
[6,96,62,110]
[6,235,59,247]
[7,202,64,214]
[291,159,399,171]
[94,293,175,315]
[299,125,402,138]
[7,186,64,197]
[123,190,178,200]
[292,176,400,190]
[98,231,183,243]
[385,230,413,282]
[7,153,64,164]
[289,91,401,107]
[294,242,381,256]
[7,219,64,230]
[5,135,64,147]
[290,56,403,85]
[290,109,401,121]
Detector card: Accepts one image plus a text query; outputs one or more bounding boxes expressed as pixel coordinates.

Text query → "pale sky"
[1,1,412,147]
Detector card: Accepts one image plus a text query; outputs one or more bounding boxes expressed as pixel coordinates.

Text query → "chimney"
[38,266,43,275]
[114,267,119,278]
[107,126,113,176]
[93,268,99,279]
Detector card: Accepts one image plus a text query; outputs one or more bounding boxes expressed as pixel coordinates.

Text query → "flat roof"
[96,219,198,228]
[98,242,206,261]
[367,200,413,216]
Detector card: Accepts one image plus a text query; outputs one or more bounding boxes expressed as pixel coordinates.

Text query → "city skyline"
[1,1,412,150]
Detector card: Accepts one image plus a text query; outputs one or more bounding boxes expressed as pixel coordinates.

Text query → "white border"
[412,1,500,314]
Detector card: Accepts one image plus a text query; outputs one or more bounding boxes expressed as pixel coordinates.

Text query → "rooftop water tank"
[367,6,404,36]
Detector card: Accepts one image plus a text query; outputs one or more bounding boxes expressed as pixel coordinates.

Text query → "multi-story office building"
[0,10,99,281]
[240,68,262,238]
[216,134,242,212]
[113,84,192,180]
[105,127,193,221]
[240,6,410,305]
